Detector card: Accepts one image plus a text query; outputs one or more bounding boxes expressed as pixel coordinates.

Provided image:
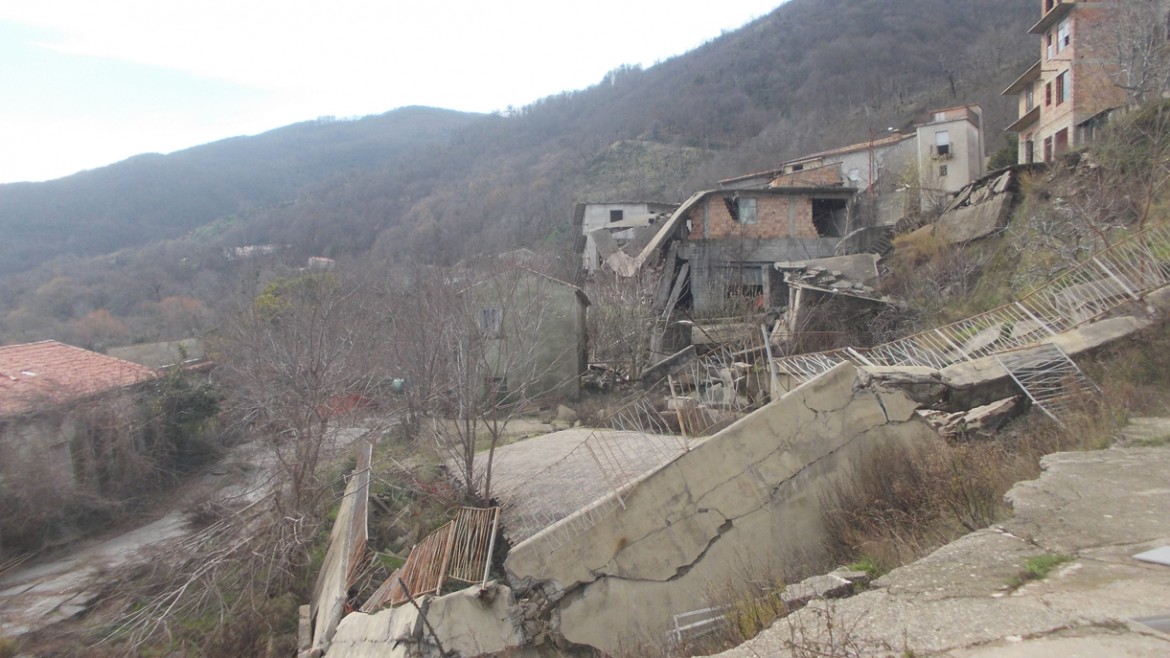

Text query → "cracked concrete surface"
[504,363,942,654]
[707,438,1170,658]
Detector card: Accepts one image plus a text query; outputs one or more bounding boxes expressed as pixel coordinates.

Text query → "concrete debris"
[857,366,947,407]
[503,363,941,656]
[918,396,1023,439]
[553,404,578,426]
[780,570,867,610]
[909,169,1019,246]
[775,254,880,287]
[712,441,1170,658]
[325,583,527,658]
[778,259,900,307]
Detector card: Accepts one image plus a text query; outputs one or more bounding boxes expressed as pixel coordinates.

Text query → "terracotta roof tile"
[0,340,157,415]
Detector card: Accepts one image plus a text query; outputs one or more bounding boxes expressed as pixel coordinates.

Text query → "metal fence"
[775,221,1170,388]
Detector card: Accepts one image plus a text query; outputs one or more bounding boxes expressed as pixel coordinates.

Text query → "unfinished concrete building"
[574,201,678,274]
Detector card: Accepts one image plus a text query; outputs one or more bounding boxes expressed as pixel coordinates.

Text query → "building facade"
[0,341,157,490]
[915,105,986,201]
[1002,0,1165,163]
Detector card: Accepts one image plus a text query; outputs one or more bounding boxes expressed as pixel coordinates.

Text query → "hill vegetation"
[0,0,1035,347]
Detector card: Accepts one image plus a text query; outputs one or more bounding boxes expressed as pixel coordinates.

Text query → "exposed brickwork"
[686,194,819,241]
[1008,2,1148,161]
[769,165,842,188]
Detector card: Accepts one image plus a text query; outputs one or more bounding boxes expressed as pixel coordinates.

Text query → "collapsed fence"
[361,505,501,611]
[775,221,1170,388]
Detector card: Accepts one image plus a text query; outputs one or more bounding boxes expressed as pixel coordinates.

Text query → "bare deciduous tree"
[587,268,660,380]
[1098,0,1170,103]
[386,265,583,503]
[216,270,386,513]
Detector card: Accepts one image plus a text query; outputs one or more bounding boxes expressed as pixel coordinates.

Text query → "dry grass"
[821,317,1170,577]
[820,402,1120,574]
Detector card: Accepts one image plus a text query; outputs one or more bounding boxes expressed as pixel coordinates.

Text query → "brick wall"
[769,165,842,188]
[687,194,820,241]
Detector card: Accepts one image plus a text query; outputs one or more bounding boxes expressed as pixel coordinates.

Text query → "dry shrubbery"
[822,318,1170,574]
[820,415,1109,573]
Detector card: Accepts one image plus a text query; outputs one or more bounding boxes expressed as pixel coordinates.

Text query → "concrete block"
[781,574,853,609]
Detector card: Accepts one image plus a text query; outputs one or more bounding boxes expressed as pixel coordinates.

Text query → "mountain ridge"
[0,0,1038,345]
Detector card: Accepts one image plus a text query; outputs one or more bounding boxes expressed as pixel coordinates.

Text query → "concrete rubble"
[502,363,942,655]
[907,168,1021,246]
[325,583,531,658]
[919,395,1024,438]
[707,431,1170,658]
[779,569,868,610]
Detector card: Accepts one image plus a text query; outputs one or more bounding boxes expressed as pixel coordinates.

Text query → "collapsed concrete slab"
[504,363,941,654]
[774,253,880,286]
[325,583,528,658]
[712,443,1170,658]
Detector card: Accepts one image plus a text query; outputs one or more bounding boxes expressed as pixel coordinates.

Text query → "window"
[938,165,948,177]
[1045,82,1053,106]
[791,164,804,172]
[1024,136,1035,164]
[609,209,623,222]
[1044,136,1054,162]
[1054,128,1069,156]
[1025,83,1034,111]
[934,130,951,157]
[1046,32,1054,60]
[478,306,502,338]
[1057,19,1070,51]
[724,266,766,308]
[724,196,758,224]
[1056,71,1069,105]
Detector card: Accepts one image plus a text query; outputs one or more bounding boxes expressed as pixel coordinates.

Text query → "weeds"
[727,585,787,644]
[1007,553,1071,589]
[846,556,886,580]
[784,601,876,658]
[821,397,1126,577]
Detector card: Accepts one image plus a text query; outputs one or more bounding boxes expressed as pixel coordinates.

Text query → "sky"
[0,1,784,184]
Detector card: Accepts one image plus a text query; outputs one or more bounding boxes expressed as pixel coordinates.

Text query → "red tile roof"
[0,340,157,415]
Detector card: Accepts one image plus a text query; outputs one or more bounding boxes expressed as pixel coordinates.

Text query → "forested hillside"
[0,0,1037,346]
[0,107,481,276]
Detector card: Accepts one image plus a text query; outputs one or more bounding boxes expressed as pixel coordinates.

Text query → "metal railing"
[994,343,1102,426]
[775,221,1170,388]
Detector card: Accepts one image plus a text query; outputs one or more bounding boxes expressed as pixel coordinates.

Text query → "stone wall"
[505,363,941,654]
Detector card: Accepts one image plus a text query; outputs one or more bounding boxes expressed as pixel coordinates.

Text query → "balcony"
[1030,1,1074,34]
